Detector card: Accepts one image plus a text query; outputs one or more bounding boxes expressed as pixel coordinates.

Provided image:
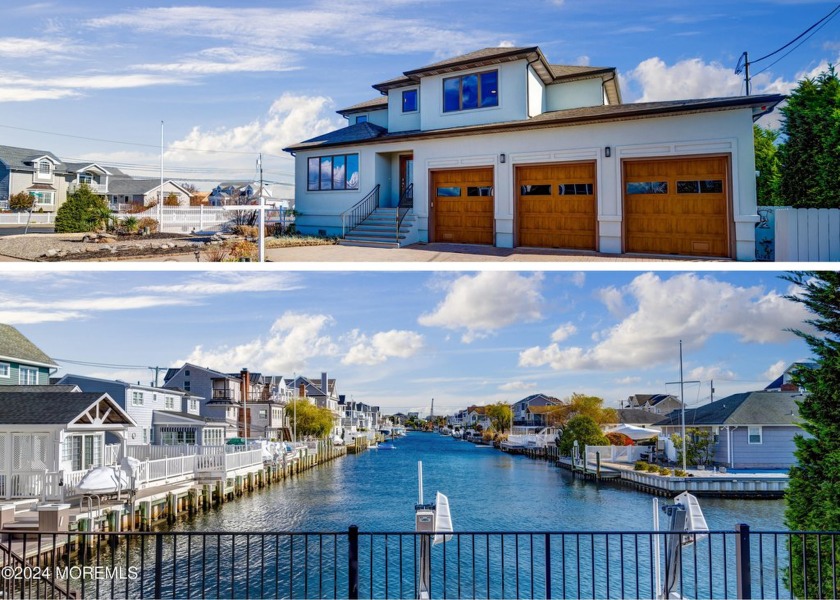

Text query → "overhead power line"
[0,123,292,159]
[736,3,840,94]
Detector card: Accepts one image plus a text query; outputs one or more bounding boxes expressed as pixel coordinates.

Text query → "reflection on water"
[172,433,785,533]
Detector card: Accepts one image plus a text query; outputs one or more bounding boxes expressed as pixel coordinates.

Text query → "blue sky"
[1,1,838,190]
[0,270,813,415]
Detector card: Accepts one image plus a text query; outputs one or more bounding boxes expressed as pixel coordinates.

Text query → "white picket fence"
[113,206,233,234]
[0,213,55,225]
[772,207,840,261]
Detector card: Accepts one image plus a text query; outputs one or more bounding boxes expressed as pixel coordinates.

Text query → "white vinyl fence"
[769,207,840,261]
[0,212,55,225]
[113,206,233,233]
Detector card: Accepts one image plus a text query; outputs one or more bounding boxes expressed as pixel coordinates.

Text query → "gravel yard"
[0,232,204,261]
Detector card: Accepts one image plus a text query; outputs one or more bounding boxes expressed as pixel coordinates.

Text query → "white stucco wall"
[348,109,388,129]
[387,87,421,132]
[293,107,759,259]
[527,66,544,117]
[419,60,529,131]
[546,79,604,111]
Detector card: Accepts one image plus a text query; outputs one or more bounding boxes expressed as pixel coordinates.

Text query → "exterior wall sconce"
[500,153,506,163]
[604,146,612,158]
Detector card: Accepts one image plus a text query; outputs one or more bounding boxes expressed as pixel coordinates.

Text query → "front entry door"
[399,155,414,206]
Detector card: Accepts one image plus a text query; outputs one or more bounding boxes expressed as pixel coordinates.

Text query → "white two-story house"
[285,46,783,260]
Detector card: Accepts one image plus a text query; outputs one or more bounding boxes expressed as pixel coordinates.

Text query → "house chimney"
[299,383,306,397]
[321,372,328,396]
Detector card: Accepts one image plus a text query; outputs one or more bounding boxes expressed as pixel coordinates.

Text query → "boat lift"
[654,491,710,599]
[415,461,453,600]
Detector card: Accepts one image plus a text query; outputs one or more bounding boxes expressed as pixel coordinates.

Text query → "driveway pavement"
[264,243,722,263]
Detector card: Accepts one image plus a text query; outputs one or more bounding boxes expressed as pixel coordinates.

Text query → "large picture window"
[443,70,498,112]
[308,154,360,191]
[19,366,38,385]
[29,191,54,206]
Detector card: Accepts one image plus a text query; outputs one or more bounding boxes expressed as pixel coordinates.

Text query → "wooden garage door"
[624,156,730,257]
[516,162,596,250]
[432,168,495,244]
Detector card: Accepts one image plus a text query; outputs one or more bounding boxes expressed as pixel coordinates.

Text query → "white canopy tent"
[610,424,662,440]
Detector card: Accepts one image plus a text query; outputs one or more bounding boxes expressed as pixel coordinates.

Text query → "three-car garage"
[429,155,731,258]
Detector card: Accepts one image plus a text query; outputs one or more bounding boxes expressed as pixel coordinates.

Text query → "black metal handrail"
[396,183,414,244]
[340,185,380,238]
[1,527,837,599]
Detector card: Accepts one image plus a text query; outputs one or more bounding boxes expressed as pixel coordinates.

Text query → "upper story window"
[37,160,51,178]
[165,396,175,410]
[443,70,498,112]
[355,115,368,124]
[0,362,10,378]
[79,173,93,185]
[402,89,418,113]
[308,154,360,191]
[19,366,38,385]
[132,391,144,406]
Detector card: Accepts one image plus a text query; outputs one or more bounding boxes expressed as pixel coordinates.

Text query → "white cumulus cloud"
[342,329,424,366]
[499,380,537,392]
[551,323,577,342]
[519,273,809,372]
[762,359,787,382]
[418,272,544,343]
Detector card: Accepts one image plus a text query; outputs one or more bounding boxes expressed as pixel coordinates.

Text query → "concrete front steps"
[339,207,417,248]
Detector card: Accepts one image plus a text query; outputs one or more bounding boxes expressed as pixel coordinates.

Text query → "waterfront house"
[511,393,561,426]
[0,144,69,213]
[0,390,135,500]
[151,410,227,446]
[286,373,343,438]
[283,46,783,259]
[56,373,208,446]
[623,393,682,415]
[655,390,802,469]
[0,323,58,386]
[466,406,492,431]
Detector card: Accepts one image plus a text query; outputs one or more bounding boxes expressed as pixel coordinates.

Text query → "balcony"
[69,182,107,194]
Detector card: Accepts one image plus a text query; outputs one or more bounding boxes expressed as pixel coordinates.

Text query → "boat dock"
[556,456,622,480]
[0,442,346,562]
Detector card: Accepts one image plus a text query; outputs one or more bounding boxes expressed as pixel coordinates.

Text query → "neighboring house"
[466,406,492,431]
[208,181,271,206]
[612,408,666,428]
[0,391,135,500]
[163,364,288,440]
[655,391,803,469]
[284,46,783,259]
[340,398,381,434]
[56,374,205,446]
[152,411,227,446]
[64,162,129,196]
[0,323,59,386]
[764,361,816,392]
[511,393,561,426]
[624,393,683,415]
[0,144,70,212]
[106,178,192,208]
[286,373,343,437]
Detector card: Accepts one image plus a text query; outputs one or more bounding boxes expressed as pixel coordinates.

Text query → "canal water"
[173,432,786,533]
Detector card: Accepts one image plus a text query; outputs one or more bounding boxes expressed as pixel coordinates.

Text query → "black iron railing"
[0,527,837,599]
[396,183,414,245]
[340,185,380,238]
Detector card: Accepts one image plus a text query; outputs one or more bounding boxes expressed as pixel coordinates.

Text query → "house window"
[79,173,93,185]
[443,70,499,112]
[165,396,175,410]
[29,191,55,206]
[402,89,418,112]
[0,362,9,378]
[161,429,196,445]
[355,115,368,124]
[190,399,198,412]
[259,410,268,419]
[184,380,191,391]
[38,160,51,177]
[748,426,763,444]
[626,182,668,195]
[185,370,190,376]
[307,154,360,191]
[204,428,223,446]
[19,366,38,385]
[67,434,101,471]
[131,391,144,406]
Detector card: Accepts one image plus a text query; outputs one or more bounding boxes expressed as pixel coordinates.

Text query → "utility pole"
[710,379,715,404]
[159,121,164,225]
[148,366,165,387]
[735,52,751,96]
[258,154,265,263]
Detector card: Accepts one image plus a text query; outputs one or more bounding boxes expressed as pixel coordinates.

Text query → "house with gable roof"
[655,390,803,469]
[0,323,59,386]
[624,393,683,415]
[284,46,783,259]
[0,144,70,212]
[511,393,561,426]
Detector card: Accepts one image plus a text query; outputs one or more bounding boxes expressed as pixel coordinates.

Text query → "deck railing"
[0,528,837,599]
[340,185,380,237]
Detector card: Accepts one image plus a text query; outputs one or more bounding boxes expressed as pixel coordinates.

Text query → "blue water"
[173,432,786,533]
